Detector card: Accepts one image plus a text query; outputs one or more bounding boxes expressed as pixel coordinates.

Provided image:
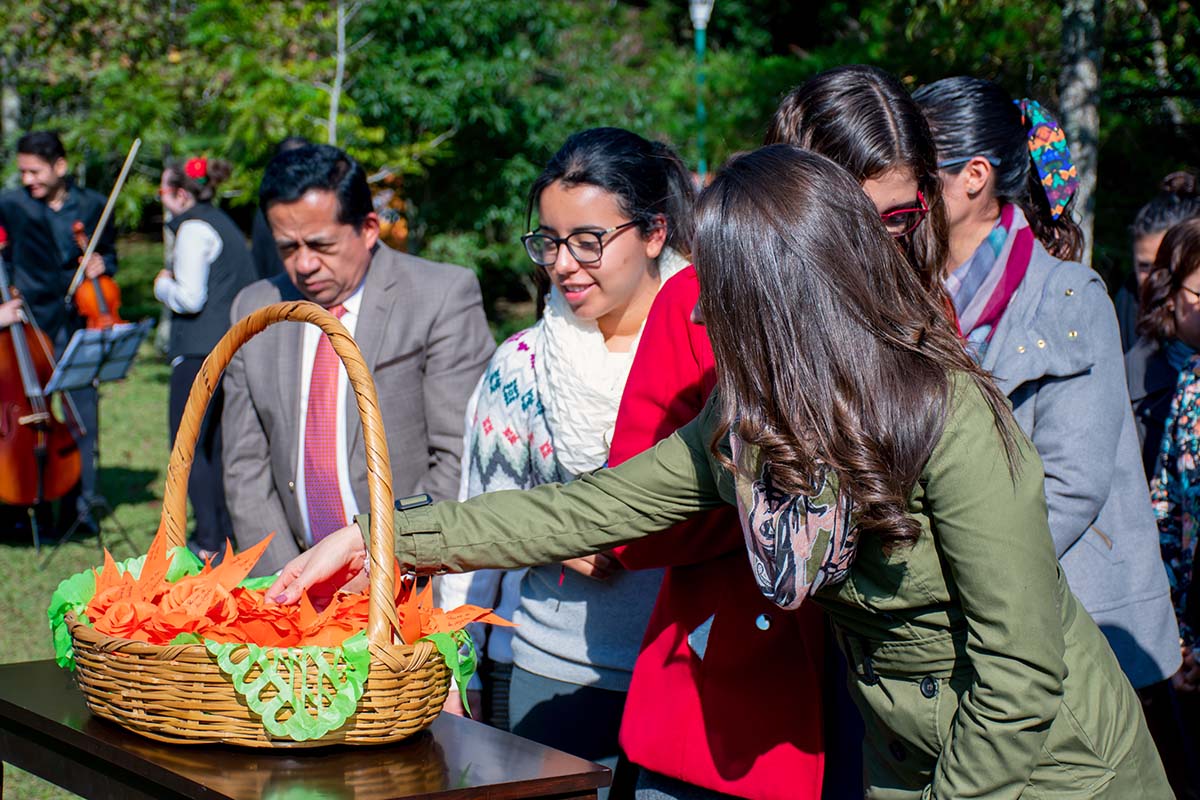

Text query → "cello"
[0,255,82,507]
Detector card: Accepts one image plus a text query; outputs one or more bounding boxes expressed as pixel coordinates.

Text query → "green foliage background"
[2,0,1198,310]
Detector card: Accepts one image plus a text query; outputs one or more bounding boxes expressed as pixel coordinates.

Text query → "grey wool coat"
[982,240,1180,688]
[222,244,495,576]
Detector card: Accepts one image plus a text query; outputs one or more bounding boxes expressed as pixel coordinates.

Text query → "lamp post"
[689,0,715,182]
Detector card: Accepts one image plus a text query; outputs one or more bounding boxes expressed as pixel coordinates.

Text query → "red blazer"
[610,267,825,800]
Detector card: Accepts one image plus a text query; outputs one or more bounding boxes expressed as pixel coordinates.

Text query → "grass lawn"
[1,238,166,798]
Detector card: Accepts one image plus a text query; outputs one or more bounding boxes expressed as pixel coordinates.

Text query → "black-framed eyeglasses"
[880,191,929,238]
[521,220,640,267]
[936,154,1002,170]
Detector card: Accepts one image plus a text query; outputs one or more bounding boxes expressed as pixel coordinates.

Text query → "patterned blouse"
[1150,356,1200,648]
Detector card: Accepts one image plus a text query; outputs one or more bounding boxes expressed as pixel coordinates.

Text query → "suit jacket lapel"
[347,246,401,469]
[271,279,307,482]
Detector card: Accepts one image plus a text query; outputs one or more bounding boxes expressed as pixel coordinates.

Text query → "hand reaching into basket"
[268,522,369,606]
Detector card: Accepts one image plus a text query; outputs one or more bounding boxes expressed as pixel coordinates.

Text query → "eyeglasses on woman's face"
[880,191,929,238]
[521,220,640,267]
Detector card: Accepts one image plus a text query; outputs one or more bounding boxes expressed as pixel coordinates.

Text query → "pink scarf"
[943,204,1036,360]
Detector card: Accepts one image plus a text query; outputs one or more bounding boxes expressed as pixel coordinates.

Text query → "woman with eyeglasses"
[154,156,256,563]
[596,65,950,800]
[914,77,1180,695]
[766,66,947,303]
[433,127,694,794]
[270,145,1171,799]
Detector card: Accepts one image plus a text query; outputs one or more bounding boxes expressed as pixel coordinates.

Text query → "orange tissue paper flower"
[81,525,510,648]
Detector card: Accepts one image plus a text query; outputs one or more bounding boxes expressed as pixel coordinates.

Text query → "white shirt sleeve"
[155,219,222,314]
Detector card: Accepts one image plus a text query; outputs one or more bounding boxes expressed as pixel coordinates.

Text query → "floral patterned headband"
[1016,98,1078,221]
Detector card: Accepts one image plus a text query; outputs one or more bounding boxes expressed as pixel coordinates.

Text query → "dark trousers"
[1140,679,1200,799]
[168,356,231,553]
[508,664,635,800]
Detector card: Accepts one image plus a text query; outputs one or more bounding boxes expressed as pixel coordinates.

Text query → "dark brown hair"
[164,157,233,203]
[914,76,1084,262]
[1138,217,1200,341]
[696,145,1017,545]
[527,127,696,316]
[765,65,950,292]
[1133,171,1200,239]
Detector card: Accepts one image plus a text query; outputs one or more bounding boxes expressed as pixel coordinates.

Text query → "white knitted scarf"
[535,248,690,476]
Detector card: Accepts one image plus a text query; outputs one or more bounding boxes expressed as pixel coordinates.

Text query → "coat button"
[755,614,772,631]
[1065,288,1075,296]
[920,675,938,698]
[1017,345,1026,353]
[889,740,908,761]
[1068,330,1078,339]
[287,481,296,492]
[1036,339,1046,349]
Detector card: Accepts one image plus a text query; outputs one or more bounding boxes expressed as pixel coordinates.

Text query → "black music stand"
[39,320,152,570]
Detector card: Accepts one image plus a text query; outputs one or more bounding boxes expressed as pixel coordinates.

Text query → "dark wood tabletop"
[0,660,609,800]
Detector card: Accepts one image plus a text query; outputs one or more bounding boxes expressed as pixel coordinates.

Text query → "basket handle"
[159,301,400,648]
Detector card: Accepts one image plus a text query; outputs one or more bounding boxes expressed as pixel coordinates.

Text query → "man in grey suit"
[223,144,494,575]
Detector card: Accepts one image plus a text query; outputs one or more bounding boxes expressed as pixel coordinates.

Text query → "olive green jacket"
[377,378,1167,799]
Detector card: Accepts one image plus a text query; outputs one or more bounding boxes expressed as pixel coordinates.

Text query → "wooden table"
[0,660,609,799]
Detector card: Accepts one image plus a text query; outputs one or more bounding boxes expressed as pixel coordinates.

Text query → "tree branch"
[367,128,459,183]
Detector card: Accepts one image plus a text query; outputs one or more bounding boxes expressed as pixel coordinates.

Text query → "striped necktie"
[304,303,348,543]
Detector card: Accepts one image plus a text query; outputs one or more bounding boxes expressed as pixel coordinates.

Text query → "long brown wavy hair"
[696,146,1018,545]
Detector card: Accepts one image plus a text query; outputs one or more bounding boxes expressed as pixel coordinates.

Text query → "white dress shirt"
[155,218,222,315]
[294,281,365,546]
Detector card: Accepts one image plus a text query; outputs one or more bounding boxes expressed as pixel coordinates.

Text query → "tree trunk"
[327,0,348,147]
[1059,0,1104,266]
[1130,0,1183,128]
[1,58,20,157]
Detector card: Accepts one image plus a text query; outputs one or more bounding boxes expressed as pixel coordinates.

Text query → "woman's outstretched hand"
[267,523,368,605]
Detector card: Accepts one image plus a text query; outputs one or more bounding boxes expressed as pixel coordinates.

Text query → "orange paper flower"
[83,527,509,648]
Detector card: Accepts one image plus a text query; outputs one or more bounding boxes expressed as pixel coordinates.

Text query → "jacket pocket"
[1060,527,1128,612]
[1025,700,1116,798]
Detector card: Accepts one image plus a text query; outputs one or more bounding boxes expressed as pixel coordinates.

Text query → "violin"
[71,220,125,329]
[0,257,82,507]
[63,137,139,329]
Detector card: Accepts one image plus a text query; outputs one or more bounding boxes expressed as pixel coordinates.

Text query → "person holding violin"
[155,156,257,561]
[0,131,117,533]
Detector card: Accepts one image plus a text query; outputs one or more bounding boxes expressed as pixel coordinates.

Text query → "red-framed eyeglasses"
[880,191,929,238]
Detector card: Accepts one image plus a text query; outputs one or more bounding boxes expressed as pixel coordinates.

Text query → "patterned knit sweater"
[437,325,664,691]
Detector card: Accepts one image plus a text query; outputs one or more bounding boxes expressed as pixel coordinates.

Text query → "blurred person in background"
[155,156,257,561]
[1137,216,1200,798]
[0,131,117,535]
[1123,171,1200,476]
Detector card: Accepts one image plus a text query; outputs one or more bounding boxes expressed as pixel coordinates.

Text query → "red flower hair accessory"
[184,157,208,183]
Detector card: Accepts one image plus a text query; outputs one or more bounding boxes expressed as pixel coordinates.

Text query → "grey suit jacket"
[983,240,1179,688]
[222,244,495,575]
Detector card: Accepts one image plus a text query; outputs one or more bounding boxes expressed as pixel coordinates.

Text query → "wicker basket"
[66,301,450,747]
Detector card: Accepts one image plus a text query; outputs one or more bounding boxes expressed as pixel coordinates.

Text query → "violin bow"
[64,137,142,303]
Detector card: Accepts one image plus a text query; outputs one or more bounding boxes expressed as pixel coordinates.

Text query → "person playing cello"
[0,131,118,534]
